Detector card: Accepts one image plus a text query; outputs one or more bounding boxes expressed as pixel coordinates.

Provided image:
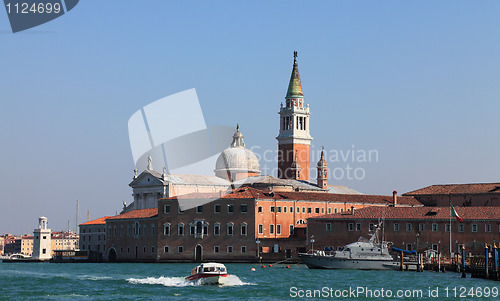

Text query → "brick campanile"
[277,51,313,181]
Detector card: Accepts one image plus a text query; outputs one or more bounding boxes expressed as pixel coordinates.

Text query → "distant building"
[32,216,51,260]
[51,231,79,256]
[20,235,33,256]
[0,235,4,255]
[404,183,500,207]
[307,206,500,256]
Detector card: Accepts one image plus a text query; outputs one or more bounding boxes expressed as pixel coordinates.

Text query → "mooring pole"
[485,244,489,279]
[461,244,466,278]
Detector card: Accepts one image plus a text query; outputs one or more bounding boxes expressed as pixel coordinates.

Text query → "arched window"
[214,223,220,236]
[296,219,306,225]
[241,223,247,236]
[163,223,170,236]
[227,223,234,236]
[178,223,184,236]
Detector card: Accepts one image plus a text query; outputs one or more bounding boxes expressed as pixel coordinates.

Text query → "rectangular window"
[297,207,300,213]
[321,208,325,214]
[290,206,293,213]
[406,223,413,231]
[227,246,233,253]
[315,208,320,214]
[241,204,248,213]
[283,206,287,213]
[270,206,275,213]
[356,223,361,231]
[258,224,263,234]
[203,225,208,235]
[214,246,220,253]
[214,224,220,236]
[227,204,234,213]
[432,223,438,232]
[241,246,247,253]
[369,223,375,231]
[302,207,306,213]
[419,223,425,232]
[190,225,195,235]
[277,224,281,235]
[307,207,312,213]
[406,243,412,251]
[289,225,294,235]
[328,208,332,214]
[258,206,263,213]
[178,246,184,253]
[348,223,354,231]
[445,224,450,232]
[458,224,464,232]
[394,223,400,232]
[485,224,491,232]
[277,206,281,213]
[164,205,170,214]
[472,224,478,232]
[151,246,155,253]
[164,246,169,253]
[326,223,332,231]
[196,206,203,213]
[241,224,247,235]
[270,224,275,234]
[214,204,221,213]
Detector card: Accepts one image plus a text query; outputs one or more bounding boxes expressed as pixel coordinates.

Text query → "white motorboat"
[185,262,229,285]
[299,222,401,270]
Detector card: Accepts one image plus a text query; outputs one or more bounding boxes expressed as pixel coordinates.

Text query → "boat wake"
[127,275,254,287]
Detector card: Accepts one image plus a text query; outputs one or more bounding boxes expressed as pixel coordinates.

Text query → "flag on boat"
[451,205,463,222]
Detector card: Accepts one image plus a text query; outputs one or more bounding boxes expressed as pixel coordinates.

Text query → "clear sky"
[1,1,499,234]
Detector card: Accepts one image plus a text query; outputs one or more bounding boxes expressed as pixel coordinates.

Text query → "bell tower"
[317,147,328,189]
[277,51,313,181]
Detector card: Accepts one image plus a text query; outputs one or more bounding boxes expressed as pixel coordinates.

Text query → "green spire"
[286,51,304,98]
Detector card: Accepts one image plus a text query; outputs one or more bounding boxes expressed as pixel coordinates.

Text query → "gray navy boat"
[299,222,400,270]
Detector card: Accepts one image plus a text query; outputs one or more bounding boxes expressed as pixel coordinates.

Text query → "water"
[0,262,498,300]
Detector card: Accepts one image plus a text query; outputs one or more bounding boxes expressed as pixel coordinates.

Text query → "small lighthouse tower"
[32,216,52,260]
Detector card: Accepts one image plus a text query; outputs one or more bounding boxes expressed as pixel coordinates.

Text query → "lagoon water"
[0,262,498,300]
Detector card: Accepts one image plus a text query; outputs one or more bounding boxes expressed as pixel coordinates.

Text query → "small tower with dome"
[215,125,261,182]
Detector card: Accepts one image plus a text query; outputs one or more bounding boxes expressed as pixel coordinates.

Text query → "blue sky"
[1,1,499,234]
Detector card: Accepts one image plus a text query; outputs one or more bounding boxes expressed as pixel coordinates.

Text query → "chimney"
[351,206,354,215]
[392,190,398,206]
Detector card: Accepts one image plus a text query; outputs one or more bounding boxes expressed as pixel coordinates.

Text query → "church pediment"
[129,171,165,187]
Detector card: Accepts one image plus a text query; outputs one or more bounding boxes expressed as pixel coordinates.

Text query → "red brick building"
[307,206,500,256]
[105,209,158,262]
[102,186,421,262]
[404,183,500,207]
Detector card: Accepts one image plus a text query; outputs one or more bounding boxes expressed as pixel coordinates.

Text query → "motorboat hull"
[300,253,400,270]
[185,273,229,285]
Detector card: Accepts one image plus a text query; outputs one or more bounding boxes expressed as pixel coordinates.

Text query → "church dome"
[215,125,260,181]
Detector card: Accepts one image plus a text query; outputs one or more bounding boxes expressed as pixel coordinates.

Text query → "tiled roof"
[106,208,158,220]
[79,216,112,226]
[311,206,500,221]
[232,175,323,191]
[404,183,500,196]
[328,185,363,195]
[130,170,230,186]
[161,187,421,206]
